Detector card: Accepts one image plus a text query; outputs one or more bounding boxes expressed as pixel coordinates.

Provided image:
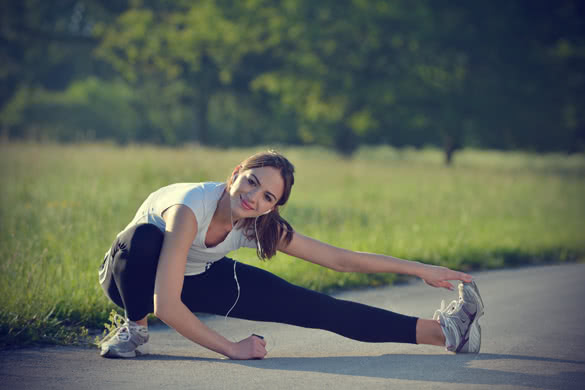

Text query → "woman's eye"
[265,194,272,202]
[247,178,255,185]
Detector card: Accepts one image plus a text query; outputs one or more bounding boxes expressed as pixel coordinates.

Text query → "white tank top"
[117,182,256,275]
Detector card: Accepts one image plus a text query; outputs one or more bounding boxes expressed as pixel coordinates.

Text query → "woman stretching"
[98,151,484,359]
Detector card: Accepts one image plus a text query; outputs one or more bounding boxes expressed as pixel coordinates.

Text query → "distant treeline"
[1,0,584,162]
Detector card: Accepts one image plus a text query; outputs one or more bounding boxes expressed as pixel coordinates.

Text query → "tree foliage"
[1,0,584,161]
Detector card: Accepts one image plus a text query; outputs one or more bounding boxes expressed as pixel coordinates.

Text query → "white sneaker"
[99,314,149,358]
[433,281,484,353]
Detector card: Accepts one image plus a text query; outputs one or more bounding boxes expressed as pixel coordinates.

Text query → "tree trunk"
[443,134,459,166]
[334,125,359,157]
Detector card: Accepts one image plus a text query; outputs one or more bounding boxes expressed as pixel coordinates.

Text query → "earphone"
[225,211,270,321]
[223,202,276,351]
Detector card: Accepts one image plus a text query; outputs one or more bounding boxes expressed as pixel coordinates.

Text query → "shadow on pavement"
[138,352,585,389]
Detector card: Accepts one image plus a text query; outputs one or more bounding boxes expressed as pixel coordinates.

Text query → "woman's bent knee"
[119,224,164,259]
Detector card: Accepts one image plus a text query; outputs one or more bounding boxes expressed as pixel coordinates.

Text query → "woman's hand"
[228,334,267,360]
[418,264,473,290]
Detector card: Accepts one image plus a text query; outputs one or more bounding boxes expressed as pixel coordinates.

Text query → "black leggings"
[99,223,418,344]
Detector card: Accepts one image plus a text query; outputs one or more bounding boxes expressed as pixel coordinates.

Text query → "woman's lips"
[240,195,253,210]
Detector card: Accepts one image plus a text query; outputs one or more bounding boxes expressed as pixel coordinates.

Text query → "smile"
[240,195,253,211]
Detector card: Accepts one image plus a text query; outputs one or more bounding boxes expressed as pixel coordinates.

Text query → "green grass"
[1,142,584,347]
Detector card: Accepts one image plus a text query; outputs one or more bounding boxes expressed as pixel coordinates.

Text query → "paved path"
[1,263,584,390]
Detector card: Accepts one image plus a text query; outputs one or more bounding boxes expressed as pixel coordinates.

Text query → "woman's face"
[229,166,284,219]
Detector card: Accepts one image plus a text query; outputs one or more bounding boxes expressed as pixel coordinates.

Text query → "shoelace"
[433,284,474,350]
[433,282,467,320]
[100,314,148,344]
[116,326,131,341]
[99,313,128,346]
[433,298,461,321]
[434,297,467,350]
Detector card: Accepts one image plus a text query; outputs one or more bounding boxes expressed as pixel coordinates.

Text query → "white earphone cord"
[225,216,260,320]
[223,211,274,351]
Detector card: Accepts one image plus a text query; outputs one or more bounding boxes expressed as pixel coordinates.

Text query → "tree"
[2,0,583,159]
[0,0,129,139]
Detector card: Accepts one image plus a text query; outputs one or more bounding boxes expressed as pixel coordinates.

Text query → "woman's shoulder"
[169,181,225,210]
[149,182,224,223]
[149,181,224,209]
[157,181,224,195]
[183,181,225,198]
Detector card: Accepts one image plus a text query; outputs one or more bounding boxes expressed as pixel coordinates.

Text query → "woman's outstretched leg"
[416,319,445,346]
[181,257,420,345]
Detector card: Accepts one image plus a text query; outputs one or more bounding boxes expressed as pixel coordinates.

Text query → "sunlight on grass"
[1,142,584,346]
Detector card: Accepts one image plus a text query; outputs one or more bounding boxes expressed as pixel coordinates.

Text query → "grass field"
[1,142,584,347]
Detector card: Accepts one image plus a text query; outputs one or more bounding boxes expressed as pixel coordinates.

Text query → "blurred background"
[1,0,584,163]
[1,0,585,346]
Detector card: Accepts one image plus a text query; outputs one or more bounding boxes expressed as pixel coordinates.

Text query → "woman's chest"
[203,222,231,248]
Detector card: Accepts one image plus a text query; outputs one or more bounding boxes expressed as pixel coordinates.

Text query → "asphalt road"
[1,263,584,390]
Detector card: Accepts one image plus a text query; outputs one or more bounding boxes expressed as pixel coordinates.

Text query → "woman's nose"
[248,187,260,203]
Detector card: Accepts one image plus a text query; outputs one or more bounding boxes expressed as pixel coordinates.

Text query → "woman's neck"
[214,189,237,231]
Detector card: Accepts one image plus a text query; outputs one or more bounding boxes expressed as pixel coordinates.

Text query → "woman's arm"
[154,205,266,359]
[278,231,472,290]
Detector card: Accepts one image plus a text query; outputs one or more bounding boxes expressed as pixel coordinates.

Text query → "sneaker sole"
[468,321,481,352]
[100,343,149,359]
[460,281,484,353]
[463,280,485,317]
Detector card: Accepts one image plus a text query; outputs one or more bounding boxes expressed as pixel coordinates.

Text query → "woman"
[98,151,484,359]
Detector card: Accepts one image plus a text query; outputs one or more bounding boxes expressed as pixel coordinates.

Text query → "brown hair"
[227,150,295,260]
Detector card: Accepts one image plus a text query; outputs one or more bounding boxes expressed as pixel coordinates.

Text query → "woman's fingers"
[231,335,268,359]
[252,334,267,347]
[433,279,454,290]
[250,340,266,359]
[455,271,473,283]
[421,264,473,290]
[251,333,266,345]
[252,336,267,358]
[443,268,472,283]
